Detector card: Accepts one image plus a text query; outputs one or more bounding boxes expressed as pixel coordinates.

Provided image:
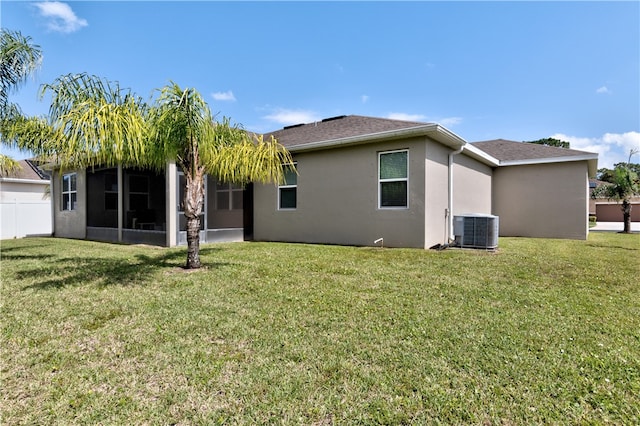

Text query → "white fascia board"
[460,144,500,167]
[287,124,467,153]
[500,154,599,176]
[0,178,50,185]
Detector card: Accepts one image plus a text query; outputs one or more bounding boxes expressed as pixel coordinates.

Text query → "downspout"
[447,145,464,243]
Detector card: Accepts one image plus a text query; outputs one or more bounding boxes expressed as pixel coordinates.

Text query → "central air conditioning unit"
[453,214,499,250]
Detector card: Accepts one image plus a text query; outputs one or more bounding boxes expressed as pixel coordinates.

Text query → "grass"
[1,234,639,425]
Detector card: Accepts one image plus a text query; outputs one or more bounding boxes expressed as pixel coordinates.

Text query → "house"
[50,164,248,247]
[1,159,52,239]
[253,117,598,247]
[589,179,640,222]
[49,115,598,248]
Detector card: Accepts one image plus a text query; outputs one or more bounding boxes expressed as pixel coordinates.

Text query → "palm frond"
[37,73,151,169]
[0,153,22,177]
[0,29,42,109]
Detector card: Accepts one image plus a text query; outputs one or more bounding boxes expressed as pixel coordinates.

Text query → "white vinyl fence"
[1,200,52,239]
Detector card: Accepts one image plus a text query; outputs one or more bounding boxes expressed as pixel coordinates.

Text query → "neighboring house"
[49,115,598,248]
[589,179,640,222]
[0,159,52,239]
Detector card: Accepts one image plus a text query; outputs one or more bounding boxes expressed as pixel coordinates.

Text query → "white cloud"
[361,95,369,104]
[263,109,320,126]
[596,86,612,94]
[387,113,427,122]
[550,131,640,169]
[34,2,88,33]
[439,117,463,127]
[211,91,236,102]
[386,113,462,127]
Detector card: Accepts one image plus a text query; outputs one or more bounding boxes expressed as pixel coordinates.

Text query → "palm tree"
[147,82,293,268]
[0,29,43,175]
[14,73,293,268]
[592,149,640,233]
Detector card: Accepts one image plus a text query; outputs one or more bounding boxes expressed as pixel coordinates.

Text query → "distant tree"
[592,149,640,233]
[525,138,570,149]
[0,29,42,176]
[597,162,640,183]
[10,73,294,269]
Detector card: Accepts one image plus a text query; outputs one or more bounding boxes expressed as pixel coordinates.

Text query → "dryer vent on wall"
[453,214,499,250]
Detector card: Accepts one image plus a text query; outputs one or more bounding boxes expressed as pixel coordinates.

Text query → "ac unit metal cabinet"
[453,214,499,250]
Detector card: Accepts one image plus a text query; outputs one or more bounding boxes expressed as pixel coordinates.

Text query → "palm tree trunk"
[186,214,201,269]
[622,199,631,234]
[184,166,205,269]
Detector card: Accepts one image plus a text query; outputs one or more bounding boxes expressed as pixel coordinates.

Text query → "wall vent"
[453,214,499,250]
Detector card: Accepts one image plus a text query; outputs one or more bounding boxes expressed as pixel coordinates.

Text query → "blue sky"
[2,1,639,169]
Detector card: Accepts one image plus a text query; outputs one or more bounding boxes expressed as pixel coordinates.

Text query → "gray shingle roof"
[263,115,431,148]
[471,139,596,162]
[3,159,49,180]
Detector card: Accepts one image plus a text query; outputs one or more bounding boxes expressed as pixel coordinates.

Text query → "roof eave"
[287,123,467,153]
[500,154,599,177]
[461,144,500,167]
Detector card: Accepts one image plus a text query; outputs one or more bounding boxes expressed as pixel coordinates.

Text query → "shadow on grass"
[587,242,638,251]
[10,245,231,291]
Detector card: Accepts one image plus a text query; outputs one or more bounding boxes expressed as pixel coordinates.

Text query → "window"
[216,181,244,210]
[61,173,77,211]
[379,150,408,208]
[278,164,297,209]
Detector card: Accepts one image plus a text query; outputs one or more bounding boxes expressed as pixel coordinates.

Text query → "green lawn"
[1,234,638,425]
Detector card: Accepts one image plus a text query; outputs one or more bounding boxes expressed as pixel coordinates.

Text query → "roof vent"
[321,115,347,123]
[283,123,305,130]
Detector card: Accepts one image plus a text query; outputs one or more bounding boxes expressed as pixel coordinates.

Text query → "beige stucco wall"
[423,144,493,247]
[253,137,427,248]
[492,161,589,239]
[52,169,87,239]
[424,140,449,247]
[453,153,493,216]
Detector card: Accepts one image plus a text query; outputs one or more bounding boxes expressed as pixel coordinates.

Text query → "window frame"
[215,181,244,211]
[61,172,77,211]
[278,163,297,210]
[378,149,409,209]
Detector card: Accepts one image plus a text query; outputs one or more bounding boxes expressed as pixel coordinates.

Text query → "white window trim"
[278,162,297,210]
[378,149,409,209]
[61,172,77,211]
